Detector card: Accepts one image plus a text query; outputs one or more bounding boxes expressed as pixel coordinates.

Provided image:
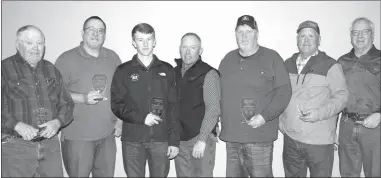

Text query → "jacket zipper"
[147,68,154,141]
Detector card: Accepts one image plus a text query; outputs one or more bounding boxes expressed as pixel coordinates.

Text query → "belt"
[1,132,46,143]
[342,111,369,122]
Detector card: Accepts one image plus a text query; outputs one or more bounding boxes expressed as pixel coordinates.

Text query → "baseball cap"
[297,20,320,34]
[236,15,258,30]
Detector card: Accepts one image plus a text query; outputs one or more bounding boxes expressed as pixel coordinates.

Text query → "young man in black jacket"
[111,23,179,177]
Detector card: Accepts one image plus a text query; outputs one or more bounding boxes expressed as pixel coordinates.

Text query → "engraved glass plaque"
[149,97,165,117]
[92,74,108,101]
[241,98,256,123]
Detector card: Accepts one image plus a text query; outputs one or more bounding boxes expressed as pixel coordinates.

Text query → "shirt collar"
[131,54,162,69]
[78,41,108,60]
[15,51,42,68]
[349,44,379,60]
[297,50,319,62]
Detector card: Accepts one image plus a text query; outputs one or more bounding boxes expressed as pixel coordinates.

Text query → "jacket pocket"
[152,74,168,96]
[246,68,274,90]
[8,79,29,98]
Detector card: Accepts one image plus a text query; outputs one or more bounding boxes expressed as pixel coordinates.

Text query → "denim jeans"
[338,116,380,177]
[122,141,170,177]
[1,135,63,177]
[174,138,216,177]
[61,134,116,177]
[282,133,334,177]
[226,141,274,177]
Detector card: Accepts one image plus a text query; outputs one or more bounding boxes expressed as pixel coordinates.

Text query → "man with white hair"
[337,17,380,177]
[1,25,74,177]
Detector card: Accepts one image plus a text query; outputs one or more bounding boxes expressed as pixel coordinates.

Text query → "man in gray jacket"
[279,20,349,177]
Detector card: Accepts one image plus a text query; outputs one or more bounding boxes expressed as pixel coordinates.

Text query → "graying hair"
[16,25,45,41]
[181,32,202,45]
[350,17,375,34]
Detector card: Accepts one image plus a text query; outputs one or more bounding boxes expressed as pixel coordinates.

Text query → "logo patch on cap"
[242,16,249,21]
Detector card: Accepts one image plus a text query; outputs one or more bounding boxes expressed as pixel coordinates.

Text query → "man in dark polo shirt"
[111,23,179,177]
[55,16,122,177]
[218,15,292,177]
[338,17,380,177]
[173,33,220,177]
[2,25,74,177]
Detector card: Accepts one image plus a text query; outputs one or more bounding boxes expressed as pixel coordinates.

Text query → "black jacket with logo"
[111,54,180,146]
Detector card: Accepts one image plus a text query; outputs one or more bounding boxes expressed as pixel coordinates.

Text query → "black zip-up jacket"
[111,54,180,146]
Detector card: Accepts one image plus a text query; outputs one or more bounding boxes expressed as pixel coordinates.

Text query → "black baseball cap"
[236,15,258,30]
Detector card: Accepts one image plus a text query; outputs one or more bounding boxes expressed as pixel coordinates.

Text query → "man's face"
[82,19,106,50]
[351,20,374,51]
[180,35,202,65]
[297,28,321,56]
[235,25,258,51]
[16,28,45,67]
[132,31,156,56]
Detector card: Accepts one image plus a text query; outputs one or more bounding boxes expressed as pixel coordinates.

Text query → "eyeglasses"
[351,29,372,36]
[84,27,106,34]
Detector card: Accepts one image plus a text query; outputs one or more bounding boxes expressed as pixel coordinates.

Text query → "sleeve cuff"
[197,133,209,143]
[260,110,271,122]
[169,139,180,147]
[10,120,20,131]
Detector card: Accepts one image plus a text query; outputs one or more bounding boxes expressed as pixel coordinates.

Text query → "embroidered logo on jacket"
[158,72,166,76]
[130,74,139,81]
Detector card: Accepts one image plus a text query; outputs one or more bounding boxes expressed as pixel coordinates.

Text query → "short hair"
[350,17,375,34]
[16,25,45,41]
[131,23,155,39]
[83,16,106,31]
[181,32,202,45]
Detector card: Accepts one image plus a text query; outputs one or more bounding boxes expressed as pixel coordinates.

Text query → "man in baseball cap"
[279,19,348,177]
[296,20,320,34]
[218,14,292,177]
[236,15,258,30]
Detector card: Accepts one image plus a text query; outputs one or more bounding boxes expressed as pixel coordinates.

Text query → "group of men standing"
[2,14,380,178]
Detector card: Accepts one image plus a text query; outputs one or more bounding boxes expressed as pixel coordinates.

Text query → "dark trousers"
[338,116,380,177]
[61,134,116,177]
[225,141,274,177]
[174,138,216,177]
[122,141,170,177]
[1,135,63,177]
[282,133,334,177]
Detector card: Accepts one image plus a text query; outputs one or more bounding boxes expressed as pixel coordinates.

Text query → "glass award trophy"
[149,96,165,117]
[32,108,48,141]
[92,74,108,101]
[241,98,256,123]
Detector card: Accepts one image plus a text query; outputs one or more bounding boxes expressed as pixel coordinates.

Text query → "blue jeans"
[282,134,334,177]
[174,138,216,177]
[61,134,116,177]
[338,116,380,177]
[122,141,170,177]
[1,135,63,177]
[226,141,274,177]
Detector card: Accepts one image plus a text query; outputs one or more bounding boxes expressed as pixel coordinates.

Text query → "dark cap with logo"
[236,15,258,30]
[297,20,320,34]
